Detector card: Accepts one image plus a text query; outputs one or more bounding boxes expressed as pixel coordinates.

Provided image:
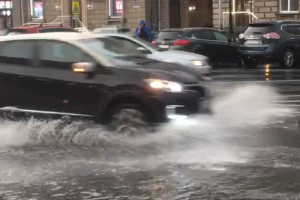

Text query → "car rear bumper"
[239,45,279,63]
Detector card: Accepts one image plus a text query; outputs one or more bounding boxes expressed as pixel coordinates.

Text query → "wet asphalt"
[1,66,300,200]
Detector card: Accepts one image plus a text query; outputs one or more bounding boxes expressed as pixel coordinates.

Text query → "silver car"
[92,33,211,78]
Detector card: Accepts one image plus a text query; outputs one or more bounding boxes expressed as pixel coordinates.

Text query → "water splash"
[0,84,294,171]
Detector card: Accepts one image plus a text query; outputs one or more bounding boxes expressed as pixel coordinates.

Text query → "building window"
[109,0,123,18]
[280,0,299,13]
[31,0,43,19]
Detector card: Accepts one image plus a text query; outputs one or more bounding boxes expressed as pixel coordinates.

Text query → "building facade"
[213,0,300,29]
[9,0,213,31]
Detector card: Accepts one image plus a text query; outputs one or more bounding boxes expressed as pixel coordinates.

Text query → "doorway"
[235,0,254,26]
[0,0,12,29]
[169,0,181,28]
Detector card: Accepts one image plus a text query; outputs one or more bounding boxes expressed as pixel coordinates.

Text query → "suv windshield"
[156,31,182,41]
[130,36,166,52]
[243,23,274,37]
[78,37,146,59]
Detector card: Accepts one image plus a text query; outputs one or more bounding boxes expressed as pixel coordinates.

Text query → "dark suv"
[0,33,209,129]
[154,28,240,66]
[239,21,300,68]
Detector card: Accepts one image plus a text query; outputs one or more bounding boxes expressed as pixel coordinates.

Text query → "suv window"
[199,30,215,40]
[213,31,229,42]
[38,41,93,69]
[0,41,35,65]
[7,29,27,35]
[186,31,200,39]
[38,28,76,33]
[110,36,149,52]
[156,31,182,41]
[118,28,130,33]
[244,23,274,37]
[282,25,300,35]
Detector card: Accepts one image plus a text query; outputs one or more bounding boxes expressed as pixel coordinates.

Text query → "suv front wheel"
[106,103,149,135]
[243,58,259,68]
[281,48,296,68]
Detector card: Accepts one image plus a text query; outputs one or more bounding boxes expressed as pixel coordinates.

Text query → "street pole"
[218,0,221,29]
[229,0,233,35]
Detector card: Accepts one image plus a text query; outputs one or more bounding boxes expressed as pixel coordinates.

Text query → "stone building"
[213,0,300,29]
[9,0,213,31]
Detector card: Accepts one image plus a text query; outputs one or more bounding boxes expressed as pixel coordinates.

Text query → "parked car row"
[151,20,300,68]
[0,32,211,132]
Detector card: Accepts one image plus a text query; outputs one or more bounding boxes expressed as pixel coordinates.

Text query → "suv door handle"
[291,38,295,40]
[37,78,51,82]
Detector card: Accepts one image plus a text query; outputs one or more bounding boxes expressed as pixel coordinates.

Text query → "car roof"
[249,20,300,26]
[11,24,70,30]
[161,27,217,32]
[0,32,107,42]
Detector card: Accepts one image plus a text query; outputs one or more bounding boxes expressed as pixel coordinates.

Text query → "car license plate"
[245,40,260,44]
[159,45,169,49]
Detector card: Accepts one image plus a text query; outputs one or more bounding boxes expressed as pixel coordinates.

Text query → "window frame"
[281,24,300,35]
[280,0,299,14]
[0,40,37,66]
[108,0,123,18]
[36,40,98,71]
[110,36,153,54]
[213,31,230,42]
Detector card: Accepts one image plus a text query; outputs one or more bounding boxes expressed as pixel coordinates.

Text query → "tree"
[229,0,233,35]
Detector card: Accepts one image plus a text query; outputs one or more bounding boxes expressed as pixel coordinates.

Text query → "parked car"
[0,29,8,36]
[92,26,131,34]
[154,28,240,67]
[7,23,76,35]
[239,21,300,68]
[220,30,239,42]
[94,33,211,77]
[151,31,159,42]
[0,33,210,130]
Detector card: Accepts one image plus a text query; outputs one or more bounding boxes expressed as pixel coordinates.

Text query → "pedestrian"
[135,20,152,42]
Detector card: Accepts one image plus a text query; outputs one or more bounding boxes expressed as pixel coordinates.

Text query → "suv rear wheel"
[281,48,296,68]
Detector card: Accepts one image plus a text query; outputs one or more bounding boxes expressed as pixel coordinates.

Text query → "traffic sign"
[72,1,80,15]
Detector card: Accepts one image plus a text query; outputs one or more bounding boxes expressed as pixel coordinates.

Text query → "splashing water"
[0,84,294,173]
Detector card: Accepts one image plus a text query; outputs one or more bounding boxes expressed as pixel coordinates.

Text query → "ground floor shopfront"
[10,0,213,31]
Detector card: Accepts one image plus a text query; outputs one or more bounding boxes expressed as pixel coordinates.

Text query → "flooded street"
[1,68,300,200]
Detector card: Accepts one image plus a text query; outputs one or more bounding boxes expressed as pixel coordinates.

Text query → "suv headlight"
[191,60,208,66]
[144,79,183,93]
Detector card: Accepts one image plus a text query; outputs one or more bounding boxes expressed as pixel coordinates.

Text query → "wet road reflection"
[1,67,300,199]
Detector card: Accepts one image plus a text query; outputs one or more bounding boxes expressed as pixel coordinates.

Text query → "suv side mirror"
[72,62,96,79]
[136,47,151,54]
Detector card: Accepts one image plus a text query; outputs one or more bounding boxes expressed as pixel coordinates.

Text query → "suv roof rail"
[22,23,41,26]
[39,22,63,27]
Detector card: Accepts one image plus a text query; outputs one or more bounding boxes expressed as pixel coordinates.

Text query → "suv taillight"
[172,39,190,46]
[263,32,280,39]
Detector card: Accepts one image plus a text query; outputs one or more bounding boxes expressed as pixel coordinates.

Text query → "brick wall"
[123,0,146,29]
[254,0,278,22]
[43,0,61,23]
[87,0,106,29]
[212,0,230,28]
[212,0,300,28]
